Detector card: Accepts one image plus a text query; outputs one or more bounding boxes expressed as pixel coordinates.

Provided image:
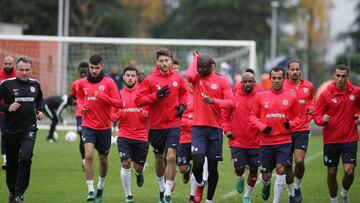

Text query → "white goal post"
[0,34,257,97]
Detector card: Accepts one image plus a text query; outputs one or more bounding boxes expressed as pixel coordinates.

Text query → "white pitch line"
[219,151,323,200]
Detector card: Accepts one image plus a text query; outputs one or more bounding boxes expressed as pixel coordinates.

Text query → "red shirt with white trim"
[186,54,234,129]
[313,80,360,144]
[180,93,193,144]
[283,79,314,132]
[135,67,187,129]
[112,87,148,142]
[77,76,122,130]
[250,89,299,146]
[70,79,82,117]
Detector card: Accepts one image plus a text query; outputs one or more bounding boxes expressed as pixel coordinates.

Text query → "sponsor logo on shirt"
[349,95,355,101]
[15,97,35,102]
[86,96,97,101]
[264,101,270,108]
[303,87,309,93]
[99,85,105,91]
[124,108,141,112]
[299,99,305,104]
[211,83,218,90]
[265,113,285,118]
[331,98,337,103]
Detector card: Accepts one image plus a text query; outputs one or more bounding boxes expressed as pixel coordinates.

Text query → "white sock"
[330,197,338,203]
[121,167,132,196]
[86,180,95,193]
[341,188,348,197]
[97,176,105,190]
[273,174,286,203]
[164,180,174,196]
[288,183,295,197]
[294,177,301,189]
[260,174,271,186]
[238,175,245,181]
[205,199,212,203]
[158,176,165,192]
[3,154,6,163]
[82,159,85,165]
[244,185,254,198]
[203,157,209,181]
[190,173,197,196]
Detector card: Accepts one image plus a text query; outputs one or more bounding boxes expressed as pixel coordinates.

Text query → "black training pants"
[4,126,37,196]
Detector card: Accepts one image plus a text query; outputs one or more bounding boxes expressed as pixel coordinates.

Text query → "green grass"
[0,131,359,203]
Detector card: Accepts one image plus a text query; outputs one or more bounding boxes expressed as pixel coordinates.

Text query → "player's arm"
[111,107,125,122]
[249,94,268,132]
[95,80,123,108]
[68,81,77,106]
[134,78,158,107]
[212,80,235,109]
[313,93,329,126]
[221,103,234,135]
[185,51,200,84]
[0,82,11,113]
[35,83,44,120]
[288,97,301,129]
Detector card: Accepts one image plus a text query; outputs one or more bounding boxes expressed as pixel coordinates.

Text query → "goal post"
[0,34,257,97]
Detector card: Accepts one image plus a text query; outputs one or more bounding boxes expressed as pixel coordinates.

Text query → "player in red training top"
[223,71,261,203]
[135,48,187,203]
[68,62,89,171]
[283,59,314,203]
[250,67,299,203]
[77,54,123,202]
[313,64,360,203]
[186,51,234,203]
[0,55,16,170]
[111,66,149,203]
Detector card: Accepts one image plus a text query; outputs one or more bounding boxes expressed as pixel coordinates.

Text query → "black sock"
[207,159,219,200]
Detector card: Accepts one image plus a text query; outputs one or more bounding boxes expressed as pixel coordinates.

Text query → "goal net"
[0,35,257,98]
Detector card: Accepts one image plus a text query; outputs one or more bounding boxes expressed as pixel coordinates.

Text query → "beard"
[125,82,136,89]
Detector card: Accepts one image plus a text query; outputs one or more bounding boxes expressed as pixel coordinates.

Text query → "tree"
[347,2,360,52]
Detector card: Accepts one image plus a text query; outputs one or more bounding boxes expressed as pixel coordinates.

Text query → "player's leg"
[95,128,111,203]
[117,137,134,201]
[230,147,246,193]
[4,132,20,202]
[132,139,149,188]
[243,148,260,203]
[82,127,96,201]
[274,143,292,203]
[0,114,7,169]
[340,142,357,203]
[163,127,180,202]
[14,126,37,202]
[177,143,192,184]
[191,126,208,203]
[260,146,275,201]
[149,129,167,202]
[324,143,341,203]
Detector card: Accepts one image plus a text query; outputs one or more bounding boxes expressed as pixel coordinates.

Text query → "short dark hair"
[78,62,89,69]
[286,58,301,69]
[173,59,179,65]
[244,68,255,75]
[89,55,103,65]
[269,67,285,77]
[123,66,138,75]
[156,48,172,60]
[16,55,32,66]
[334,64,348,74]
[198,54,216,67]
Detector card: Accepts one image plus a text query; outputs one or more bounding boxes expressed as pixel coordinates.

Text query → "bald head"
[241,72,255,93]
[3,55,15,74]
[197,54,215,77]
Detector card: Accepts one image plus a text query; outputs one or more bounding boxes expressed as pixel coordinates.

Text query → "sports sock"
[121,167,132,196]
[164,180,174,196]
[340,187,348,197]
[190,174,197,196]
[97,176,105,190]
[287,183,295,196]
[294,177,301,189]
[158,176,165,192]
[243,185,254,198]
[330,197,338,203]
[260,174,271,186]
[86,180,95,193]
[273,174,286,203]
[206,159,219,201]
[2,155,6,163]
[203,157,209,181]
[247,173,257,187]
[205,199,212,203]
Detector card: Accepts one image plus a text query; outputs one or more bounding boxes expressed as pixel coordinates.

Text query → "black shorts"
[149,127,180,154]
[324,142,357,166]
[177,143,191,166]
[260,143,292,173]
[82,127,111,155]
[117,137,149,166]
[291,130,310,152]
[231,147,260,168]
[191,126,223,161]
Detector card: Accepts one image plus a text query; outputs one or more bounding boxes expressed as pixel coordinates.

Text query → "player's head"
[241,71,255,93]
[123,66,138,89]
[269,67,285,91]
[333,64,348,88]
[156,48,172,74]
[244,68,255,75]
[286,58,302,82]
[138,69,146,83]
[89,54,104,78]
[110,66,119,74]
[172,58,180,73]
[78,62,89,78]
[3,55,15,74]
[197,54,215,77]
[16,55,32,82]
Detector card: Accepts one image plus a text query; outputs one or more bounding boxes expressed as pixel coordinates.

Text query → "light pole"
[270,1,279,61]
